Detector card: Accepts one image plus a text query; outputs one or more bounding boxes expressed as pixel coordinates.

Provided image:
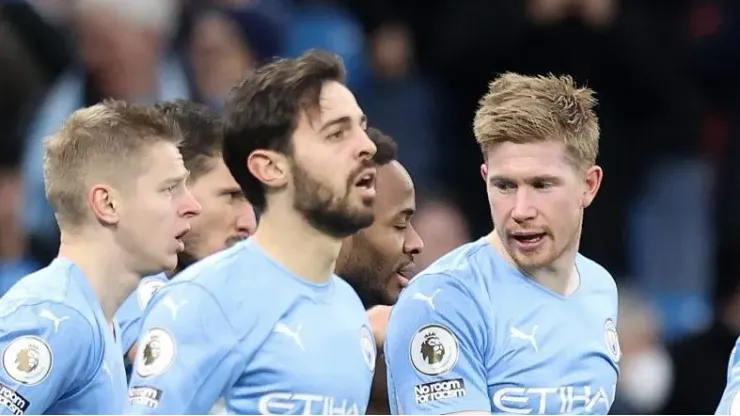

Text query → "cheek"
[487,192,511,218]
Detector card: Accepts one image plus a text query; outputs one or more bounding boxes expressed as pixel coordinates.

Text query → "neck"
[489,230,579,296]
[57,230,140,322]
[253,205,342,284]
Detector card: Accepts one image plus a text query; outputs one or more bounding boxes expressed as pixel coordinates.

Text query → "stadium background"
[0,0,737,413]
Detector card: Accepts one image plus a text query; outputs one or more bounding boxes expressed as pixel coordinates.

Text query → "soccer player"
[384,73,620,415]
[125,50,379,415]
[336,127,423,415]
[0,100,200,414]
[115,100,257,369]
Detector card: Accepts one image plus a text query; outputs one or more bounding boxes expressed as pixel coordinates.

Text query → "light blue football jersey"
[385,237,620,415]
[124,238,376,415]
[715,344,740,414]
[116,274,168,355]
[0,257,127,414]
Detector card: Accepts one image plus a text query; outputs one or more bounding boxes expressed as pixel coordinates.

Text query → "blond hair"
[473,72,599,166]
[43,99,180,229]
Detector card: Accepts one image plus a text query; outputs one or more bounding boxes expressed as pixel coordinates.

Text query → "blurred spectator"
[412,192,471,272]
[20,0,190,263]
[286,0,367,89]
[659,244,740,414]
[0,16,42,293]
[184,1,289,111]
[355,23,444,191]
[187,10,259,111]
[612,287,672,414]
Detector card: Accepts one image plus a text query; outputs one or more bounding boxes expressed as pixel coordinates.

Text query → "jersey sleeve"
[124,282,244,415]
[716,343,740,414]
[385,275,491,414]
[116,276,167,355]
[0,303,96,414]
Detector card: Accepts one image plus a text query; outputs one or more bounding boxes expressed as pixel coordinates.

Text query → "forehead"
[485,141,574,177]
[301,81,362,129]
[138,141,187,181]
[375,161,414,213]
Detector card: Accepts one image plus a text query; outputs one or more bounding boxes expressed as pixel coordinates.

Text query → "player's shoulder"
[408,237,494,294]
[0,259,98,320]
[575,253,618,295]
[172,239,272,294]
[332,275,369,314]
[0,260,74,312]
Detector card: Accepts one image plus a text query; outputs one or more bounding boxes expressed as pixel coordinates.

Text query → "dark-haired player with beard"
[115,100,256,374]
[125,50,379,415]
[336,127,423,414]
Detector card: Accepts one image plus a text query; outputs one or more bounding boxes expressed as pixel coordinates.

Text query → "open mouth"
[354,168,377,191]
[509,231,547,249]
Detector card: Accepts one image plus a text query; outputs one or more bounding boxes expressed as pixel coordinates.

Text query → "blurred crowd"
[2,0,740,413]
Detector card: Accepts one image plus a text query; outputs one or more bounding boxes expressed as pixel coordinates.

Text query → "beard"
[336,234,394,309]
[291,158,374,239]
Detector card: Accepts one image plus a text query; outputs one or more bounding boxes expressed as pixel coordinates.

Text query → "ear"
[582,165,603,208]
[247,150,289,189]
[88,184,119,226]
[480,163,488,182]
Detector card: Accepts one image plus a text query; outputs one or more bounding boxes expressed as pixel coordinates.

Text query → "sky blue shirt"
[116,274,168,356]
[0,257,127,414]
[124,238,376,414]
[385,237,620,415]
[715,344,740,414]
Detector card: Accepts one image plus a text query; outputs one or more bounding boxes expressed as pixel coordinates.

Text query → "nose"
[511,188,536,222]
[235,200,257,236]
[404,224,424,256]
[179,188,202,218]
[357,128,377,161]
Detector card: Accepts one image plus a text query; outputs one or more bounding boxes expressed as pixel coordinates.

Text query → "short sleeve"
[385,275,491,414]
[125,283,244,415]
[0,303,96,414]
[717,343,740,414]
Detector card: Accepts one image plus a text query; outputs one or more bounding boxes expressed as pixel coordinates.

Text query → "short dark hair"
[154,100,223,181]
[366,127,397,166]
[222,49,347,212]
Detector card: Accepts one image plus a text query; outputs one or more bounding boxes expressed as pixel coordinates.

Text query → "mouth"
[508,231,547,250]
[353,168,377,197]
[395,263,416,288]
[174,228,190,252]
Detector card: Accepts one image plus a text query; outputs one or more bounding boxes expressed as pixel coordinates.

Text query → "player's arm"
[385,275,491,415]
[716,344,740,414]
[0,303,95,414]
[124,283,244,415]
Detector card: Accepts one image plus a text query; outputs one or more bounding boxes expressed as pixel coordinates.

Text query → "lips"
[354,168,377,190]
[395,262,416,287]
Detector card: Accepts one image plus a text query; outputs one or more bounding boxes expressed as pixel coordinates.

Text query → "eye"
[532,179,555,190]
[327,129,346,141]
[493,180,516,192]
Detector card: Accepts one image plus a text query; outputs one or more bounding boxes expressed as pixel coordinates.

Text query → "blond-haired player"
[0,100,200,414]
[384,73,620,415]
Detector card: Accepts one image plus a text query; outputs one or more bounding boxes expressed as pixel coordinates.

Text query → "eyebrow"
[164,171,190,186]
[318,114,367,132]
[489,175,561,184]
